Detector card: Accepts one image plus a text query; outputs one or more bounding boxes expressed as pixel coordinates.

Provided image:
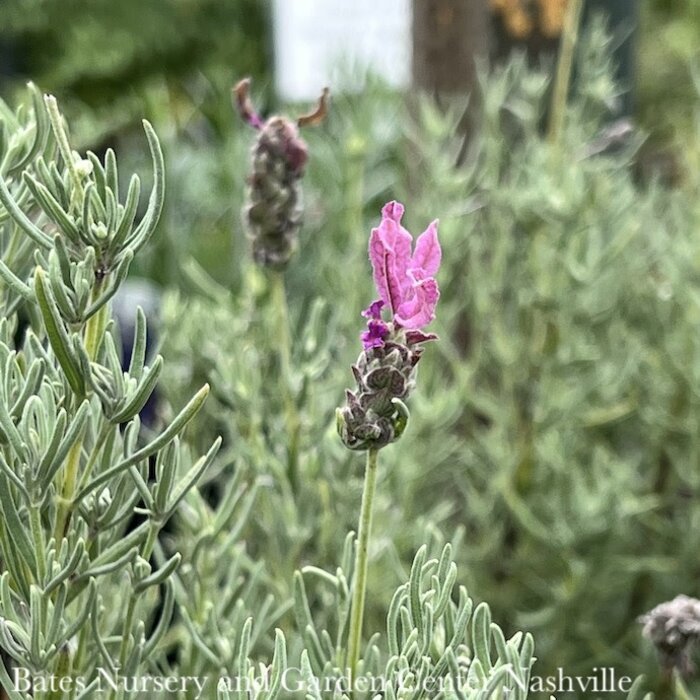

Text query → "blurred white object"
[272,0,411,101]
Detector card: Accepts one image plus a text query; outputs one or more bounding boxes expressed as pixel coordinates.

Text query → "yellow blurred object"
[538,0,567,37]
[510,7,535,38]
[490,0,568,38]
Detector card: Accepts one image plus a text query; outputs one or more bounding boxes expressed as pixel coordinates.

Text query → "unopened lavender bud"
[244,117,306,269]
[235,78,328,271]
[639,594,700,675]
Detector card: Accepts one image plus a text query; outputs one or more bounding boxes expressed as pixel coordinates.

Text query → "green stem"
[84,282,108,360]
[113,522,160,698]
[75,420,112,494]
[271,271,292,389]
[142,521,160,561]
[29,497,50,645]
[29,503,46,583]
[53,439,82,544]
[674,670,692,700]
[69,626,89,699]
[547,0,584,147]
[53,283,107,544]
[270,271,301,493]
[118,596,137,670]
[346,448,379,681]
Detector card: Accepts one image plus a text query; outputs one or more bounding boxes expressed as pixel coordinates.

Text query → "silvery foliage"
[0,86,229,696]
[0,85,541,700]
[159,22,668,700]
[1,56,660,699]
[292,542,535,700]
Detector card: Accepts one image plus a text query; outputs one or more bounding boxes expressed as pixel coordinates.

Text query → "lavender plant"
[336,201,441,680]
[0,78,545,700]
[9,12,691,698]
[0,87,228,697]
[156,21,685,699]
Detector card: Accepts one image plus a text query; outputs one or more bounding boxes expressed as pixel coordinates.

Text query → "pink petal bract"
[395,276,440,329]
[369,201,413,312]
[411,220,441,276]
[367,201,442,332]
[368,229,392,309]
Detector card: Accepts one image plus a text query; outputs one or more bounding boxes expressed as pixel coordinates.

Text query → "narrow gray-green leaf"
[34,267,84,396]
[0,259,31,300]
[76,384,210,501]
[0,474,37,574]
[0,171,52,248]
[110,354,162,424]
[161,437,222,520]
[134,553,181,594]
[472,602,492,672]
[126,121,164,252]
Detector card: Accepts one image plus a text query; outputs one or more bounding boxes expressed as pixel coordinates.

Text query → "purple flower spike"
[338,202,441,451]
[368,201,441,331]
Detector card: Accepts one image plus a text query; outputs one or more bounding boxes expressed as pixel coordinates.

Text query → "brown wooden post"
[412,0,490,97]
[411,1,490,358]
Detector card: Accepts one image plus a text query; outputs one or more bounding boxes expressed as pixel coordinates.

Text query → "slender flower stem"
[270,271,301,493]
[347,448,379,681]
[547,0,584,147]
[674,670,692,700]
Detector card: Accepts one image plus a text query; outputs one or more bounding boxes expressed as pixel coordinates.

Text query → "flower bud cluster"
[243,116,306,269]
[234,78,328,270]
[337,330,433,451]
[639,595,700,674]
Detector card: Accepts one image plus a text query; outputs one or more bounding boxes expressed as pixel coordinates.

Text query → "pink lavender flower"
[339,202,442,450]
[361,202,441,348]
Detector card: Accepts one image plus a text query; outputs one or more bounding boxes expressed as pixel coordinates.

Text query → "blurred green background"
[1,0,698,286]
[0,0,697,157]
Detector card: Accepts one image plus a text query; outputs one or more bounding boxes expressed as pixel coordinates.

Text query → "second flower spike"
[234,78,329,270]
